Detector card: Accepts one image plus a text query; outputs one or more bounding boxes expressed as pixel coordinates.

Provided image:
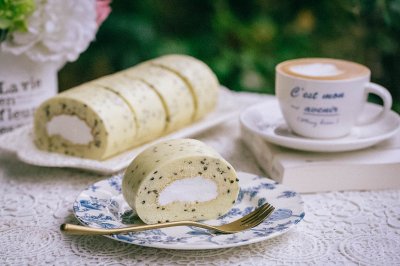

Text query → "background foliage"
[59,0,400,112]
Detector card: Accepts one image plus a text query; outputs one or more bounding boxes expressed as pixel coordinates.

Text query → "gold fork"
[60,202,275,235]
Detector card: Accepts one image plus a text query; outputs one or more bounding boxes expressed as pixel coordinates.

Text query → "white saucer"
[240,100,400,152]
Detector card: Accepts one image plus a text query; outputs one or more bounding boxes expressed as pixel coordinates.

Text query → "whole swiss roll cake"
[122,139,239,224]
[33,54,220,160]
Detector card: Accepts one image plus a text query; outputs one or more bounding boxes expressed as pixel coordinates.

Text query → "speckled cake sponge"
[93,75,166,145]
[122,138,239,224]
[150,54,220,121]
[123,64,195,133]
[34,54,220,160]
[34,85,137,160]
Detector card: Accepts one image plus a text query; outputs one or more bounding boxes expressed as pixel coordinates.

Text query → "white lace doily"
[1,91,399,265]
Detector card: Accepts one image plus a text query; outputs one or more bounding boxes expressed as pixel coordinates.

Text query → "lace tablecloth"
[1,92,400,265]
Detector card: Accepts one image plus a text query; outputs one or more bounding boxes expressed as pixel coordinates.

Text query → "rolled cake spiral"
[34,85,136,159]
[122,138,239,224]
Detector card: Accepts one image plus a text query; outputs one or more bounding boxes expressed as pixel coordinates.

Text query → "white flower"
[1,0,98,63]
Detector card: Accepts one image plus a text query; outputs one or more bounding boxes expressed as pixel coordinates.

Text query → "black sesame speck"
[44,106,50,117]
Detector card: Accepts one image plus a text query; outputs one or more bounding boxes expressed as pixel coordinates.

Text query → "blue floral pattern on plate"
[73,171,305,250]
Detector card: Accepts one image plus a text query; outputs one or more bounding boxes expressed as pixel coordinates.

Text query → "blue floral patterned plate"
[73,171,305,250]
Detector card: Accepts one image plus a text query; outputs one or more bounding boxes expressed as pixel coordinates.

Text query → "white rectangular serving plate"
[0,88,245,174]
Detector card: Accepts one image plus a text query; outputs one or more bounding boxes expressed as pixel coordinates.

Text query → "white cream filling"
[290,63,343,77]
[158,176,218,206]
[46,115,93,145]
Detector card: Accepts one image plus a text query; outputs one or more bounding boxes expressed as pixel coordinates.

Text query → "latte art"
[289,63,343,77]
[277,58,370,81]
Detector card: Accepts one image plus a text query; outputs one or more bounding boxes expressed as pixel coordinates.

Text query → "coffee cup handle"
[356,82,392,125]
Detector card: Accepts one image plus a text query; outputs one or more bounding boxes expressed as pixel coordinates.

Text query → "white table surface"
[1,92,399,265]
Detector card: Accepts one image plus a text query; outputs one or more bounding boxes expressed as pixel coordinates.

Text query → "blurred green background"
[59,0,400,112]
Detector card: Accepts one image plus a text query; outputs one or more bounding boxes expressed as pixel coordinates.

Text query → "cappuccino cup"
[275,58,392,139]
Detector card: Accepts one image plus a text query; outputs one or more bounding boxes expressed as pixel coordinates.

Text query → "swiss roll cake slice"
[34,85,137,160]
[93,75,166,145]
[151,54,220,120]
[123,64,195,133]
[122,138,239,224]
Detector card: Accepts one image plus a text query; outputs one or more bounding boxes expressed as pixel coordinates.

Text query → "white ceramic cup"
[275,58,392,139]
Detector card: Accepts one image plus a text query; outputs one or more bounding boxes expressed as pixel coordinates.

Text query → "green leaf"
[0,0,35,32]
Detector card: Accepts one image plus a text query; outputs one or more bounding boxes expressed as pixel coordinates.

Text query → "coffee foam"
[277,58,370,80]
[289,63,343,77]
